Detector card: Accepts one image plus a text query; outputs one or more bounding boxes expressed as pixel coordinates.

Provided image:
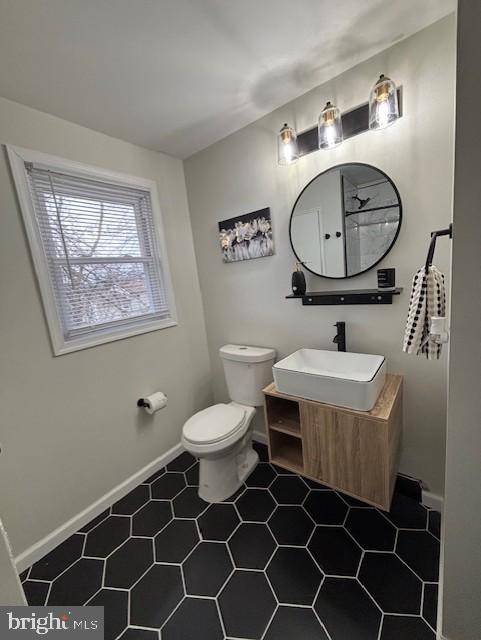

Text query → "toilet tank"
[220,344,276,407]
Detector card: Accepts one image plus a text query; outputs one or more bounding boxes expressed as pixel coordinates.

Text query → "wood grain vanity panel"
[264,375,403,510]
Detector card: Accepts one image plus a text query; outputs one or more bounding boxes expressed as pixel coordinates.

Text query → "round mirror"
[289,163,402,278]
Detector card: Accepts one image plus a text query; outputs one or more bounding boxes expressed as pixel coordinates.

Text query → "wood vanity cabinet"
[263,375,403,511]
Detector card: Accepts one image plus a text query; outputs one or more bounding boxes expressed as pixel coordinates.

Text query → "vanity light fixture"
[369,74,399,130]
[318,101,343,150]
[277,123,299,165]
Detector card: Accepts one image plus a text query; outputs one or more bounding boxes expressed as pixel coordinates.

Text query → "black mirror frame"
[289,162,403,279]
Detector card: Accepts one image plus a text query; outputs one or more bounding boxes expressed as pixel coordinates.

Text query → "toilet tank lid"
[220,344,276,363]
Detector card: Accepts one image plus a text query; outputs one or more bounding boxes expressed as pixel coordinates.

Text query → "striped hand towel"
[403,265,446,360]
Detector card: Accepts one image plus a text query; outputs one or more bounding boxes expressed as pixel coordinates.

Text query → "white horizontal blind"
[25,164,170,340]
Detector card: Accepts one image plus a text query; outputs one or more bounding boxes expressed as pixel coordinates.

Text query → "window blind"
[25,164,170,339]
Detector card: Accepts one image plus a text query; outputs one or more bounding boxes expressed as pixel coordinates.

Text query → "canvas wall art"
[218,207,274,263]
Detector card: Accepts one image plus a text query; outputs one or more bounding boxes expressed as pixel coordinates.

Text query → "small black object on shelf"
[291,263,306,296]
[377,268,396,289]
[286,288,403,306]
[425,223,453,270]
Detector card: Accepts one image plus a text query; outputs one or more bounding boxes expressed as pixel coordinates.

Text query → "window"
[7,146,177,354]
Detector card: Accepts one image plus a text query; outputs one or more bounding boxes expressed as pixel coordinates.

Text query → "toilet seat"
[183,403,247,445]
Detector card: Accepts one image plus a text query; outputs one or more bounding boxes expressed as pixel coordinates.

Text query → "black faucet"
[333,322,346,352]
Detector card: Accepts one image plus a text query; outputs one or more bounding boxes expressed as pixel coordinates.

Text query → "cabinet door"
[300,401,387,506]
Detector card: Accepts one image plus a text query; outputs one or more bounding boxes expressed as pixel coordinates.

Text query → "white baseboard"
[15,442,184,573]
[253,430,268,445]
[422,489,444,513]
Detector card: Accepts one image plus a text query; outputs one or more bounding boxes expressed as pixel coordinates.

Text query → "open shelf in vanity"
[263,375,403,510]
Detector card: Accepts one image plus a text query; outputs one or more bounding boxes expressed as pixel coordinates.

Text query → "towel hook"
[425,223,452,270]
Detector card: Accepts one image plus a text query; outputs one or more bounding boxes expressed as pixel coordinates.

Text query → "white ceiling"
[0,0,455,158]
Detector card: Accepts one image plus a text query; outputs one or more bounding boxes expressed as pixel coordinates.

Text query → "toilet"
[182,344,276,503]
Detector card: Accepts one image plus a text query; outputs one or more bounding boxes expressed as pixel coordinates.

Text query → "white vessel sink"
[273,349,386,411]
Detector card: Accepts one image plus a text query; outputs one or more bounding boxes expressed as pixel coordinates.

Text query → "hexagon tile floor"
[19,442,441,640]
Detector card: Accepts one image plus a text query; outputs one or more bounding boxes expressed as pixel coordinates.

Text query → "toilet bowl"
[181,344,276,503]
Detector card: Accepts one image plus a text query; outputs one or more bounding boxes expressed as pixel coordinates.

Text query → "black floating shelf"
[286,288,403,306]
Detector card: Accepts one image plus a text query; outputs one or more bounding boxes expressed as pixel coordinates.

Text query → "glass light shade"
[318,102,343,150]
[277,123,299,165]
[369,74,399,130]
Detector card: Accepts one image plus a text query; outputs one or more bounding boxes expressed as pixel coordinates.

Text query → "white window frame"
[7,145,178,355]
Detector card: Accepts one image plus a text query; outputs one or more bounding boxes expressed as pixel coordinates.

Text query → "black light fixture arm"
[425,223,453,270]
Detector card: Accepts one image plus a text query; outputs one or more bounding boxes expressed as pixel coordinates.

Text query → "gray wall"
[185,16,456,496]
[0,519,26,605]
[0,97,212,557]
[442,2,481,638]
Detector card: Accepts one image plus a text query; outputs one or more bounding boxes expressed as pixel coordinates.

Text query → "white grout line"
[376,613,385,640]
[259,603,279,640]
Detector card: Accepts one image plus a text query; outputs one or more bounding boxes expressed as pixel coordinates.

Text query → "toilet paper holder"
[136,391,168,414]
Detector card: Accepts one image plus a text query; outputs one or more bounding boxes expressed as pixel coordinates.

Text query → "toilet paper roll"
[142,392,167,414]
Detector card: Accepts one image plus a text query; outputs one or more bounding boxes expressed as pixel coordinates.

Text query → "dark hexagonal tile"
[112,485,150,515]
[428,510,441,539]
[268,506,314,546]
[185,462,199,486]
[104,538,153,588]
[143,467,165,484]
[264,606,329,640]
[245,463,276,488]
[380,615,435,639]
[130,564,183,628]
[302,477,331,489]
[23,581,49,606]
[315,577,382,640]
[423,583,438,631]
[359,552,422,614]
[338,493,373,507]
[198,503,239,541]
[48,558,103,605]
[270,476,309,504]
[167,451,197,472]
[29,534,84,580]
[155,519,199,563]
[151,472,186,499]
[19,569,29,582]
[219,570,276,639]
[394,475,423,502]
[309,526,362,576]
[118,629,158,640]
[173,487,208,518]
[87,588,128,640]
[384,493,428,529]
[267,547,322,605]
[236,488,276,522]
[345,508,397,551]
[183,542,232,596]
[228,523,276,569]
[223,484,246,502]
[84,516,130,558]
[396,530,440,581]
[304,491,348,524]
[79,509,110,533]
[162,597,223,640]
[253,440,269,462]
[272,464,295,475]
[132,500,172,536]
